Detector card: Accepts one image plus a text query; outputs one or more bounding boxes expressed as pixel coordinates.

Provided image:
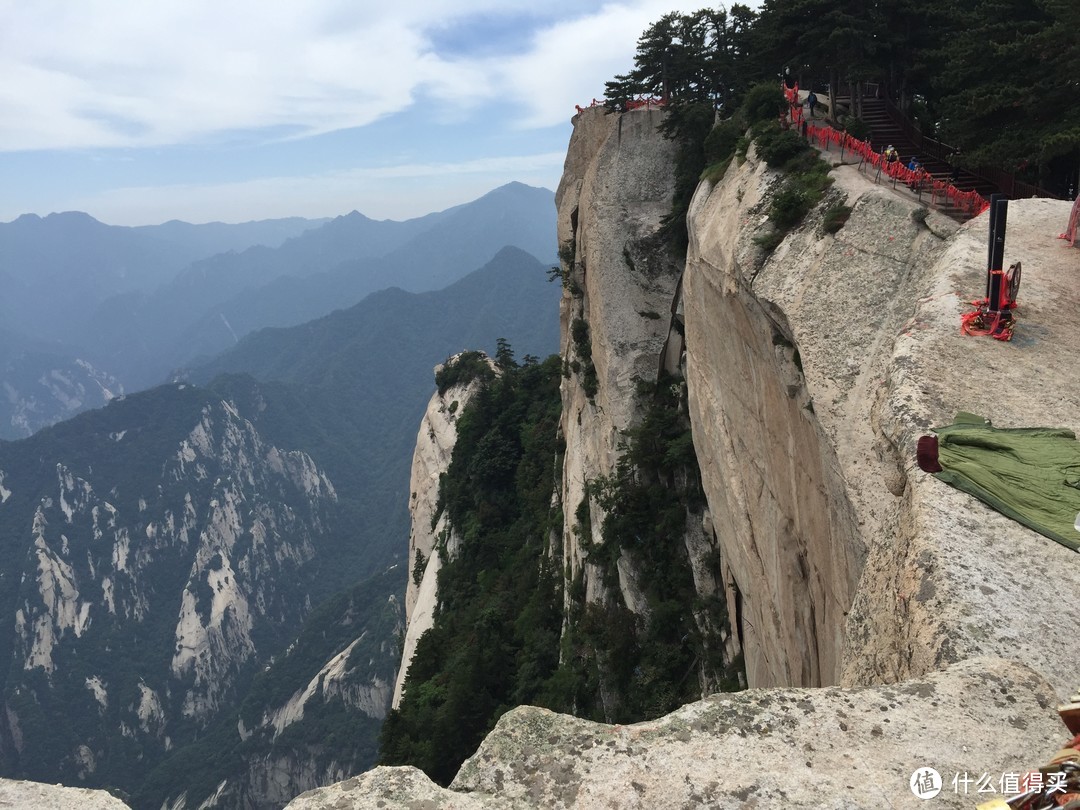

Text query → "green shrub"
[823,204,853,234]
[841,116,870,142]
[741,82,786,124]
[704,118,743,164]
[412,550,427,586]
[756,125,809,168]
[700,157,732,184]
[570,318,599,400]
[750,122,836,253]
[753,229,785,253]
[770,184,813,230]
[434,351,495,396]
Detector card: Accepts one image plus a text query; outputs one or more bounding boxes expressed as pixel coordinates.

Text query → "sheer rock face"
[554,106,685,614]
[393,358,491,709]
[682,150,894,688]
[286,657,1062,810]
[355,112,1080,808]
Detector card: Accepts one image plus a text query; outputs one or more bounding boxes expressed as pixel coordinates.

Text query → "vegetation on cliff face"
[379,352,565,785]
[565,376,741,722]
[381,350,741,784]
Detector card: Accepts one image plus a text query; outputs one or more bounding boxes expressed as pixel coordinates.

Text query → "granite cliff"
[297,106,1080,807]
[392,355,493,711]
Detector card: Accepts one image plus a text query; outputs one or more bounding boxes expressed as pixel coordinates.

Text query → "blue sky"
[0,0,716,226]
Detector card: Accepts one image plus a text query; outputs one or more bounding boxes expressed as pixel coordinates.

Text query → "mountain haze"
[86,182,556,389]
[0,212,325,346]
[0,184,556,440]
[193,245,562,579]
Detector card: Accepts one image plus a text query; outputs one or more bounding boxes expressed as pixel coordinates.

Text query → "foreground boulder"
[0,779,130,809]
[287,657,1060,809]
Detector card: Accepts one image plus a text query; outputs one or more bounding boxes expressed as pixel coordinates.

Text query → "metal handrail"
[879,92,1060,200]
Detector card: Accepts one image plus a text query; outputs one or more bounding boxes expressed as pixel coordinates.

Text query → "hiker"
[806,92,818,118]
[907,156,921,173]
[949,149,963,183]
[884,144,898,164]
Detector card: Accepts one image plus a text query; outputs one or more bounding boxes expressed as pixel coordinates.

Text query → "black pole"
[989,194,1002,302]
[986,193,1005,299]
[988,198,1009,314]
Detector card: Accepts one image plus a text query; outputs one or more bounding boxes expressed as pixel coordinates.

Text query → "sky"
[0,0,725,226]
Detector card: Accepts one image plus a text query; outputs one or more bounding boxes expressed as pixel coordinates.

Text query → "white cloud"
[58,152,567,225]
[493,2,706,130]
[0,0,721,151]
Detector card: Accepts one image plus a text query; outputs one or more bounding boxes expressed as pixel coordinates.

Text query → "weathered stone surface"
[843,196,1080,698]
[0,778,131,809]
[554,105,687,615]
[286,767,491,810]
[393,357,492,709]
[287,658,1061,810]
[683,149,871,688]
[683,145,1080,697]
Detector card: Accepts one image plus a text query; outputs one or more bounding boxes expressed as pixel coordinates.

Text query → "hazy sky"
[1,0,718,226]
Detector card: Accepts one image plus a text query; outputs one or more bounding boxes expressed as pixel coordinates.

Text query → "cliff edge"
[292,108,1080,807]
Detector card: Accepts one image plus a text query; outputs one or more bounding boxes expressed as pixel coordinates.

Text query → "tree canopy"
[603,0,1079,195]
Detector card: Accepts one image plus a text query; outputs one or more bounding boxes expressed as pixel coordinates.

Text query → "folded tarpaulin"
[921,412,1080,552]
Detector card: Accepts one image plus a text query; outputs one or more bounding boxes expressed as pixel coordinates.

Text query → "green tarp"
[932,412,1080,552]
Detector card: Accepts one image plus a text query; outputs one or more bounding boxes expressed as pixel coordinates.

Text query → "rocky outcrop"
[0,354,123,440]
[0,778,132,809]
[392,356,492,709]
[287,656,1062,810]
[555,107,687,612]
[162,567,404,810]
[682,145,1080,699]
[839,196,1080,698]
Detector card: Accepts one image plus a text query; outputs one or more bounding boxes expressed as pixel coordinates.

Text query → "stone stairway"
[823,96,998,219]
[850,98,999,198]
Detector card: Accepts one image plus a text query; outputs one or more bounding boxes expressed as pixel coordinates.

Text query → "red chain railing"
[784,84,989,217]
[574,96,666,114]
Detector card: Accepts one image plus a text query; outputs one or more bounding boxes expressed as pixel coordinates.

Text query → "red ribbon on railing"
[576,95,667,114]
[800,111,989,216]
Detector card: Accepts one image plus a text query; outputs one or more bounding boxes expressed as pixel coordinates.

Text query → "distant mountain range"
[0,182,556,439]
[0,211,326,344]
[0,238,560,806]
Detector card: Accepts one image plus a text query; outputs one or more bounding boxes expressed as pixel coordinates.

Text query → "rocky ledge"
[286,657,1061,810]
[0,778,131,809]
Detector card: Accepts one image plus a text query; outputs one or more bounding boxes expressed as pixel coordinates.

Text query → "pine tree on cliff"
[604,6,760,110]
[603,6,767,253]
